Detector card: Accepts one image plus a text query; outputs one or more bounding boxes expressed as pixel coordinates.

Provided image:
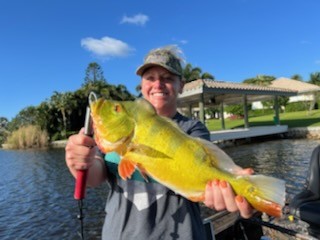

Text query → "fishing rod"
[74,105,93,240]
[234,216,318,240]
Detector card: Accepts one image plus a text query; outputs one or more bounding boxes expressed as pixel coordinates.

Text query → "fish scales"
[132,111,185,159]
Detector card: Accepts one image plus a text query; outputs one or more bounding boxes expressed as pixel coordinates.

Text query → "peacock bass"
[89,95,286,217]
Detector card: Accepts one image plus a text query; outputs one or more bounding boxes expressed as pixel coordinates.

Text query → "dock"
[210,125,288,142]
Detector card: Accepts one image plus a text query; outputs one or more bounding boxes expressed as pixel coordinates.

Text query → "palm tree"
[50,91,77,138]
[183,63,201,82]
[135,84,142,97]
[201,72,214,80]
[243,75,276,86]
[307,72,320,112]
[291,74,303,81]
[308,72,320,86]
[183,63,214,83]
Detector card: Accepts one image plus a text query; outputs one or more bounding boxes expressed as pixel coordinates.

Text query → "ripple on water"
[223,138,320,201]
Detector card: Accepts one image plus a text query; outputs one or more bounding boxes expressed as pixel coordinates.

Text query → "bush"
[225,104,244,116]
[249,108,274,117]
[286,102,310,112]
[0,130,8,146]
[51,132,62,142]
[5,125,49,149]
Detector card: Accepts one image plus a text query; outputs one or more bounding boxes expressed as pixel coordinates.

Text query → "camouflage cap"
[136,47,183,77]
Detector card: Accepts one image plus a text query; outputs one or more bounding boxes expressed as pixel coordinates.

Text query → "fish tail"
[240,175,286,217]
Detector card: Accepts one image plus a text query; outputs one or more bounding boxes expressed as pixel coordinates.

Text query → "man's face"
[141,66,184,113]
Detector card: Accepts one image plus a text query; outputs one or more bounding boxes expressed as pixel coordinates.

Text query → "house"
[252,77,320,110]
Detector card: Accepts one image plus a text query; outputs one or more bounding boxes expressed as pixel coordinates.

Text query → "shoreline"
[42,126,320,149]
[2,126,320,150]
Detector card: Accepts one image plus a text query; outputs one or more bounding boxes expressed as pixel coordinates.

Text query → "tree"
[183,63,201,82]
[114,84,135,100]
[306,72,320,112]
[291,74,303,81]
[36,101,57,138]
[83,62,106,85]
[4,62,136,141]
[49,91,77,138]
[225,104,246,117]
[243,75,289,112]
[7,106,39,131]
[82,79,110,98]
[0,117,9,145]
[183,63,214,83]
[135,84,142,97]
[201,72,214,80]
[308,72,320,86]
[243,75,276,86]
[0,117,8,129]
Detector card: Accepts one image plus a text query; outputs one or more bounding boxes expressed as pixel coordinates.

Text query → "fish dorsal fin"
[135,98,157,115]
[133,98,182,131]
[196,138,243,174]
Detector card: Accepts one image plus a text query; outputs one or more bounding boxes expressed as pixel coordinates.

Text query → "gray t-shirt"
[102,112,211,240]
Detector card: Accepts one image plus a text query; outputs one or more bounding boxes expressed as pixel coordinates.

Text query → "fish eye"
[114,104,121,113]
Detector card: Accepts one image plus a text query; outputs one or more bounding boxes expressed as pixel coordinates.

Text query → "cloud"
[179,40,188,45]
[120,13,149,26]
[171,37,188,45]
[81,36,135,58]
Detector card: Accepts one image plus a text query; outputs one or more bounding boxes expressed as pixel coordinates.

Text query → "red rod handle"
[74,170,88,200]
[74,106,92,200]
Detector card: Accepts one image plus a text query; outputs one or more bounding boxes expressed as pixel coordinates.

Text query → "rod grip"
[74,106,92,200]
[74,170,88,200]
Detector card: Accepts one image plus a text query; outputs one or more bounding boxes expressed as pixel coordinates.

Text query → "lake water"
[0,138,319,239]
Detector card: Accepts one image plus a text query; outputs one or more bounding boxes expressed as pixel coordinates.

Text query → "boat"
[289,145,320,238]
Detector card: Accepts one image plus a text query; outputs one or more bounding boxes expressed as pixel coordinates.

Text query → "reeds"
[5,125,49,149]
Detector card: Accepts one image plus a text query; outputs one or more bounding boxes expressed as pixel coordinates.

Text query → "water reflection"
[0,138,319,239]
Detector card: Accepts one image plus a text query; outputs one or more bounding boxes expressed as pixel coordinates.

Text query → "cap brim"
[136,63,181,76]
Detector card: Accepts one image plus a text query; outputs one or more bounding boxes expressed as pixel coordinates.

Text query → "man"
[65,45,253,239]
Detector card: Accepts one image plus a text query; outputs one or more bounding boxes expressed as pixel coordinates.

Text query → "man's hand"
[65,128,97,172]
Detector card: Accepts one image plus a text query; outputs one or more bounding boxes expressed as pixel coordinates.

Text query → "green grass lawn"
[206,110,320,131]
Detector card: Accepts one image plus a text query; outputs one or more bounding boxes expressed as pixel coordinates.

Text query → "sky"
[1,0,320,120]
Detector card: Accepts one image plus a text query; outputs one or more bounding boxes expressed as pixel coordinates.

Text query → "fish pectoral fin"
[196,138,243,174]
[128,143,170,159]
[118,158,136,180]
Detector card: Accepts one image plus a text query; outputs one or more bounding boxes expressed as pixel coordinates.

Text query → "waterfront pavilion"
[178,79,298,141]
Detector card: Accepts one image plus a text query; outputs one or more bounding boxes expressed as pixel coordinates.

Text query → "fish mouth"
[89,91,104,113]
[113,134,133,147]
[100,131,134,153]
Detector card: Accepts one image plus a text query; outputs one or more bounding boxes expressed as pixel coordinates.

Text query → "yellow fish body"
[90,96,286,217]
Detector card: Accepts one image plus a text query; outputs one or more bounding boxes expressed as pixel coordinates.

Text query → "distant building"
[252,77,320,110]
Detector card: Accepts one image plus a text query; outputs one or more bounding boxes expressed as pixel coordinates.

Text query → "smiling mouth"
[151,92,168,96]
